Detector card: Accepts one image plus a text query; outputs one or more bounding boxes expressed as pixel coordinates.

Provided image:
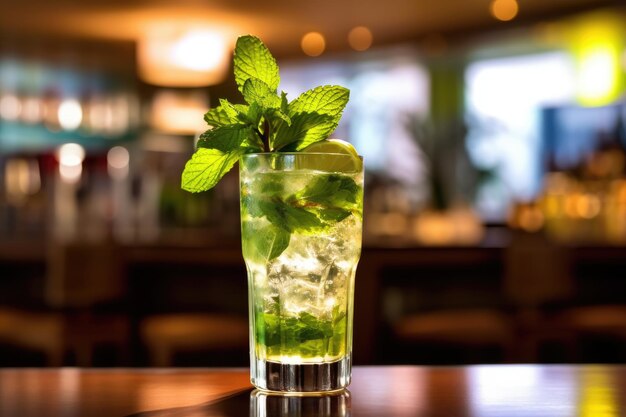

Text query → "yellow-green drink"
[180,34,357,392]
[240,152,363,392]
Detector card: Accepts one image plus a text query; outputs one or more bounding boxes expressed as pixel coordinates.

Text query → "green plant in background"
[416,59,493,213]
[406,115,471,211]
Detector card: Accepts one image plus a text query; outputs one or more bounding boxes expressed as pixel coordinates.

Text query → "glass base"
[251,355,351,393]
[251,389,351,417]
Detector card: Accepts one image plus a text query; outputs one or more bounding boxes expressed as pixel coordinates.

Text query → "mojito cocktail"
[180,34,357,392]
[240,152,363,392]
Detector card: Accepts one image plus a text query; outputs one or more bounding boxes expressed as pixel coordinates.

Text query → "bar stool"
[392,308,514,363]
[548,305,626,362]
[46,242,130,366]
[141,313,249,366]
[0,307,64,366]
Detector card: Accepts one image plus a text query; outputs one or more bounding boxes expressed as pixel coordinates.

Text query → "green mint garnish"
[181,35,350,193]
[242,172,362,232]
[181,125,252,192]
[241,172,362,261]
[295,174,360,210]
[279,85,350,151]
[242,223,290,264]
[255,307,347,358]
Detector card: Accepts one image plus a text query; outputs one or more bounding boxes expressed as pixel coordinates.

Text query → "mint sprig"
[181,35,350,193]
[255,307,347,358]
[241,172,362,261]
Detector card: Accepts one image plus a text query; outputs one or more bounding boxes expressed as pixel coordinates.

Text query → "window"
[465,51,576,219]
[281,48,429,188]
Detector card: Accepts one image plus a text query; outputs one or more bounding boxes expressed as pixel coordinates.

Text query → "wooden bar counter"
[1,365,625,416]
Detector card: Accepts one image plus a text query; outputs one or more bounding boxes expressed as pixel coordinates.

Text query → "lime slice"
[300,139,362,172]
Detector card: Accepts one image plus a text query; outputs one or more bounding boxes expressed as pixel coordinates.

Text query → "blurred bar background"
[1,0,626,367]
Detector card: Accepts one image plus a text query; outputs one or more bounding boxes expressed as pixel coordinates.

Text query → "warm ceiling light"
[301,32,326,57]
[172,32,226,71]
[150,89,208,135]
[490,0,519,22]
[138,28,230,87]
[348,26,373,51]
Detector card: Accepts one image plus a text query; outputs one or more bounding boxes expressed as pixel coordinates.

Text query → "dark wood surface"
[1,365,626,416]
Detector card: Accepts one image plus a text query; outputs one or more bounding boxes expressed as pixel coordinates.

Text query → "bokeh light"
[301,32,326,57]
[0,94,22,121]
[138,27,230,87]
[171,31,228,72]
[107,146,130,180]
[57,99,83,131]
[21,96,44,124]
[56,143,85,184]
[490,0,519,22]
[348,26,373,51]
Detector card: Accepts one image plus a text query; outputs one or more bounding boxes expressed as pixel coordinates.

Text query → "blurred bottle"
[534,110,626,243]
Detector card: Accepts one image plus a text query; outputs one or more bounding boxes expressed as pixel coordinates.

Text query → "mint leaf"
[317,207,351,222]
[219,102,263,134]
[242,78,281,108]
[220,99,240,118]
[243,171,361,236]
[234,35,280,94]
[241,79,292,149]
[213,100,260,127]
[295,174,360,209]
[280,91,289,114]
[288,174,361,224]
[258,199,325,233]
[206,101,264,143]
[289,85,349,119]
[273,86,349,151]
[198,122,263,152]
[204,104,238,128]
[272,112,335,151]
[256,310,347,358]
[241,174,284,219]
[266,108,291,127]
[242,223,290,263]
[197,124,251,151]
[241,102,263,127]
[181,147,244,193]
[203,99,263,128]
[297,314,328,340]
[183,125,255,192]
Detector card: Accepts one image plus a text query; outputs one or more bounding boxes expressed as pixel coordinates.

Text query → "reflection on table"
[1,366,625,417]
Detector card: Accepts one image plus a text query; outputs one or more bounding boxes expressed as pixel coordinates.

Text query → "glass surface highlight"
[240,153,363,393]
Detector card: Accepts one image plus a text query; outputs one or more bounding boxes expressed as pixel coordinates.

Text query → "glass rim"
[240,152,364,159]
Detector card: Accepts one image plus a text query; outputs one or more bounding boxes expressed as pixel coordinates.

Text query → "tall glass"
[240,153,363,393]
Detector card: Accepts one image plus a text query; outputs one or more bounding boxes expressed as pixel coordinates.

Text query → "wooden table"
[1,365,625,416]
